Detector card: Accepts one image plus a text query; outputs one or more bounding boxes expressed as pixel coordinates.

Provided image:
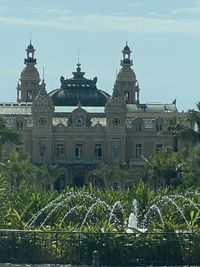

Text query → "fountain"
[27,191,124,229]
[25,189,200,233]
[1,189,200,266]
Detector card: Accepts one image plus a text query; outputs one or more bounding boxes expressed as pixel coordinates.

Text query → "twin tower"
[16,41,140,107]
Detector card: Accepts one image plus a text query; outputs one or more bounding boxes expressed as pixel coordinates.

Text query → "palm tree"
[145,147,182,190]
[4,151,33,190]
[188,102,200,138]
[89,162,130,189]
[42,164,65,191]
[89,164,112,188]
[161,116,199,152]
[0,116,21,158]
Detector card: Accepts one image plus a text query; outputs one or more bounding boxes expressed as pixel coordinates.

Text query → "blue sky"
[0,0,200,111]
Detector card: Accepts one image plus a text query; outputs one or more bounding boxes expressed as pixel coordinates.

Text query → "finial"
[30,31,32,45]
[42,67,45,81]
[126,33,128,46]
[78,48,80,64]
[40,68,46,95]
[41,67,46,93]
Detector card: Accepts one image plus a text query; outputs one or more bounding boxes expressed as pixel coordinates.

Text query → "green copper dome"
[49,64,110,106]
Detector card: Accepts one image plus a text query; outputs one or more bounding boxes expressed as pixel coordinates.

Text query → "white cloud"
[45,8,71,15]
[148,12,172,19]
[0,13,200,37]
[171,1,200,15]
[126,0,141,8]
[172,6,200,15]
[147,2,200,19]
[33,7,71,15]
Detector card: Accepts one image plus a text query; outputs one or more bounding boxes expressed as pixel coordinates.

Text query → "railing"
[0,229,199,266]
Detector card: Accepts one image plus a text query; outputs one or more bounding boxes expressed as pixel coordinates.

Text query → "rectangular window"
[16,119,23,129]
[156,144,163,152]
[27,90,32,101]
[56,144,64,156]
[55,143,65,162]
[136,144,142,158]
[75,144,83,160]
[124,92,129,102]
[135,122,142,132]
[112,143,120,161]
[94,144,103,160]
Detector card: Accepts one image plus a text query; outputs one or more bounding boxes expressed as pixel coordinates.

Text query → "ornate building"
[0,41,185,187]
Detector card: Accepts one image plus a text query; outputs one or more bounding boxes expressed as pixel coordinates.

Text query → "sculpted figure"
[39,142,46,157]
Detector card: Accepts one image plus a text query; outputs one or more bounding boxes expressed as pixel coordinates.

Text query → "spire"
[78,48,80,64]
[121,42,133,67]
[40,79,47,95]
[42,67,45,82]
[40,67,47,95]
[29,37,32,46]
[29,31,32,46]
[125,32,128,45]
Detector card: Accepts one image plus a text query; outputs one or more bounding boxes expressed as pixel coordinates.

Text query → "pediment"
[72,106,87,116]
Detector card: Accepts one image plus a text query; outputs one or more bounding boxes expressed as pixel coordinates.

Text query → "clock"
[75,116,84,126]
[113,118,120,126]
[39,117,47,125]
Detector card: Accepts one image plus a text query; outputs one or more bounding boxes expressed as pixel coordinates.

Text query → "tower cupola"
[121,42,133,67]
[24,40,36,66]
[113,43,140,104]
[17,41,41,103]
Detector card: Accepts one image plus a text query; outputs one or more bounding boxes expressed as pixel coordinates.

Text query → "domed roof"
[123,44,131,51]
[117,66,136,82]
[27,43,34,50]
[49,64,110,106]
[26,40,35,51]
[50,88,109,106]
[20,66,40,81]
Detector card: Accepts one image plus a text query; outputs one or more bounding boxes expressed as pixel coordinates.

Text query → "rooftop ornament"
[60,63,97,89]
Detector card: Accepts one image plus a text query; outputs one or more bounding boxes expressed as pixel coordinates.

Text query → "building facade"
[0,42,186,187]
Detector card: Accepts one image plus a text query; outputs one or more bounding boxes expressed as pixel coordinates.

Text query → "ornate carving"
[39,142,46,163]
[143,118,155,129]
[105,96,126,111]
[52,117,68,126]
[33,94,54,107]
[91,117,106,126]
[24,117,33,127]
[125,118,136,128]
[60,63,97,89]
[5,117,15,128]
